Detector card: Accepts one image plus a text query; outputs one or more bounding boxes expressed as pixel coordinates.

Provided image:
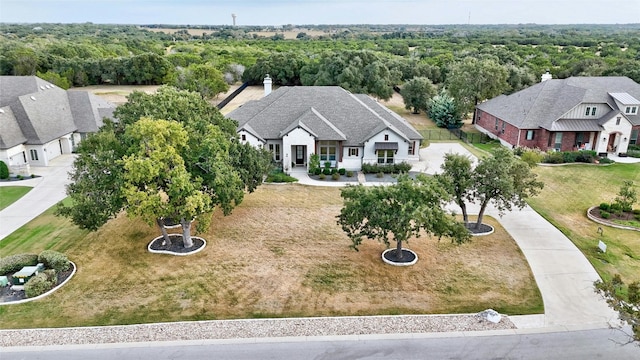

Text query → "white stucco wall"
[341,146,363,171]
[238,130,265,148]
[362,130,412,165]
[0,145,30,176]
[282,127,316,173]
[596,114,633,154]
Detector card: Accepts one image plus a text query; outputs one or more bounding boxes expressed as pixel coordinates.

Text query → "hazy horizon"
[1,0,639,26]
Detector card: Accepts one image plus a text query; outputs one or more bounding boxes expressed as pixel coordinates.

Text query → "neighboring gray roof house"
[0,76,116,169]
[227,86,423,171]
[230,86,422,145]
[476,76,640,153]
[0,76,116,148]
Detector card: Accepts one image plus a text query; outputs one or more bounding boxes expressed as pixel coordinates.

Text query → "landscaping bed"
[1,266,74,304]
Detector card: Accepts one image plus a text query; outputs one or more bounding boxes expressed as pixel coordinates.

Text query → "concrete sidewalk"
[0,155,75,241]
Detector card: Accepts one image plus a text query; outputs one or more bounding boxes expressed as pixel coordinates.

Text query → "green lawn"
[0,186,32,211]
[528,163,640,284]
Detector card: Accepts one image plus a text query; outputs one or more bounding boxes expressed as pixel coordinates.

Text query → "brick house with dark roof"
[227,83,423,172]
[475,76,640,155]
[0,76,116,174]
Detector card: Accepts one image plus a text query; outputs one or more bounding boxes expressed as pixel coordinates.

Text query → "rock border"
[586,206,640,232]
[147,235,207,256]
[467,223,495,237]
[381,248,418,266]
[0,261,77,306]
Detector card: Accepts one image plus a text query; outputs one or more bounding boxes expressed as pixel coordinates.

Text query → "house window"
[318,141,337,162]
[525,130,535,141]
[591,107,596,116]
[554,133,563,150]
[633,107,638,114]
[241,134,246,141]
[22,151,27,163]
[29,149,38,161]
[349,148,359,157]
[630,129,639,145]
[585,107,591,116]
[384,134,389,141]
[624,106,636,114]
[268,143,281,162]
[495,118,499,130]
[575,132,585,148]
[408,141,415,155]
[377,150,394,164]
[501,121,506,134]
[616,117,621,126]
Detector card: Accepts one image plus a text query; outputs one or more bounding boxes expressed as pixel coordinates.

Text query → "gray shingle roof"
[0,106,27,150]
[68,90,116,133]
[228,86,422,146]
[1,76,117,147]
[477,76,640,128]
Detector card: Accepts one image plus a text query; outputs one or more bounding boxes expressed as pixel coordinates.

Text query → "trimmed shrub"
[627,150,640,158]
[313,167,322,176]
[562,151,578,163]
[24,270,57,298]
[521,150,544,167]
[17,174,23,180]
[394,162,412,173]
[330,168,338,175]
[322,168,331,176]
[0,253,38,275]
[346,171,354,177]
[599,203,611,211]
[610,202,622,211]
[598,157,615,164]
[318,173,326,180]
[575,151,595,163]
[38,250,70,272]
[543,152,564,164]
[265,171,298,183]
[331,173,340,181]
[338,168,346,175]
[600,211,611,219]
[376,172,384,178]
[324,161,331,169]
[0,160,9,179]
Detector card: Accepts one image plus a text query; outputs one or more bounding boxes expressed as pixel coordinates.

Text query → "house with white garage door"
[227,79,422,173]
[0,76,115,175]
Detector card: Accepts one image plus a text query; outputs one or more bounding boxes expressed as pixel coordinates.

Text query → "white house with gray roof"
[475,76,640,155]
[227,85,423,172]
[0,76,116,175]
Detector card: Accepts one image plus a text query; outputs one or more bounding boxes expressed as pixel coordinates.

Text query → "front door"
[295,145,305,165]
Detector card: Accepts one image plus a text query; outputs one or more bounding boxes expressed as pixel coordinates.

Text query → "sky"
[0,0,639,25]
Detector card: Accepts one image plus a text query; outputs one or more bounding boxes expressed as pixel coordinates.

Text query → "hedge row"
[0,253,38,275]
[361,162,412,174]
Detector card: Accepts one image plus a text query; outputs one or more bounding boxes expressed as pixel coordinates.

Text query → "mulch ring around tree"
[0,265,75,304]
[465,223,495,236]
[148,234,206,256]
[382,248,418,266]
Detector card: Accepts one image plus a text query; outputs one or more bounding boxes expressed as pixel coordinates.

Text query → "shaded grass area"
[0,186,32,211]
[0,185,541,329]
[528,163,640,285]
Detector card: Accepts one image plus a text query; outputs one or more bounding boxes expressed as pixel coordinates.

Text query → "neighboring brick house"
[227,80,422,172]
[475,76,640,155]
[0,76,116,175]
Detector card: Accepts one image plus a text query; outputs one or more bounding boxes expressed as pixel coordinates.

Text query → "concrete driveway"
[0,154,75,241]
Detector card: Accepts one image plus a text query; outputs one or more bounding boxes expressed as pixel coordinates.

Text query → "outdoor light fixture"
[623,137,628,142]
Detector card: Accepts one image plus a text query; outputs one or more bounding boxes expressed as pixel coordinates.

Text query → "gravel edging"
[0,314,515,347]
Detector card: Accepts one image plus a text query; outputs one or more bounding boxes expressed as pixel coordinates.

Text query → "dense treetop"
[1,23,638,97]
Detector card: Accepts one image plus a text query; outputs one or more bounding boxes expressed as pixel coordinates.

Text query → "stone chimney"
[541,71,552,82]
[263,74,272,97]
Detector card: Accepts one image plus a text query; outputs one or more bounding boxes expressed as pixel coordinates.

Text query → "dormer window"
[585,106,596,116]
[625,106,638,115]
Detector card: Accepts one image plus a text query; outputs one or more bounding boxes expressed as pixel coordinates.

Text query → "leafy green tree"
[56,121,127,231]
[172,63,230,99]
[59,87,270,248]
[614,181,637,213]
[446,57,509,116]
[122,118,213,248]
[400,77,436,114]
[427,89,463,129]
[471,147,544,229]
[595,277,640,342]
[438,153,474,224]
[242,52,305,86]
[0,160,9,179]
[337,175,470,262]
[36,70,71,89]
